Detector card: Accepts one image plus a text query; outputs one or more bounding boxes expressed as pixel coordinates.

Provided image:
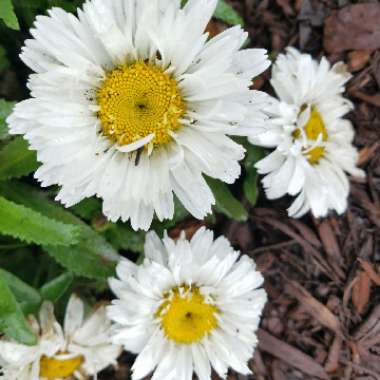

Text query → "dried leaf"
[324,4,380,53]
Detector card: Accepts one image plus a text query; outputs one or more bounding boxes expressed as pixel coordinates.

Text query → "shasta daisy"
[0,295,121,380]
[7,0,271,230]
[107,227,267,380]
[249,48,364,218]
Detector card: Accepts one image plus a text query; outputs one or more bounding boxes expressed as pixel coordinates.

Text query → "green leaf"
[0,269,41,314]
[0,181,120,279]
[0,45,10,74]
[0,0,20,30]
[243,169,259,207]
[243,144,265,207]
[0,99,15,140]
[40,272,74,303]
[0,195,81,246]
[0,272,36,345]
[105,224,145,253]
[0,137,39,180]
[69,197,102,221]
[215,0,244,26]
[244,144,266,170]
[206,177,248,221]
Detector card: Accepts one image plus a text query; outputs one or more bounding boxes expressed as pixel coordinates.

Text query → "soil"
[100,0,380,379]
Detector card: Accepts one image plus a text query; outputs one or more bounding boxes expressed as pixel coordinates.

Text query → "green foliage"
[0,45,10,74]
[0,272,36,345]
[215,0,244,26]
[70,198,102,221]
[243,144,266,207]
[0,195,81,246]
[40,272,74,303]
[0,99,14,140]
[0,269,41,314]
[0,181,119,279]
[105,224,145,253]
[206,177,248,222]
[0,0,258,348]
[0,137,39,179]
[0,0,20,30]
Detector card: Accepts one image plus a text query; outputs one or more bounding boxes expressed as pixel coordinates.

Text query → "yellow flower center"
[39,355,84,379]
[157,286,218,344]
[293,107,328,164]
[97,61,185,148]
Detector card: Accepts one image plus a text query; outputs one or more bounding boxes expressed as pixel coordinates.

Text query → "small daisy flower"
[0,295,121,380]
[7,0,271,230]
[249,47,365,218]
[107,227,267,380]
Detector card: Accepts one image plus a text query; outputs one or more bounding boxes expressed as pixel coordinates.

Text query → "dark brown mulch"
[100,0,380,379]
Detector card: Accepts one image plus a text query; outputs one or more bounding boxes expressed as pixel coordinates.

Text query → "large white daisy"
[249,47,365,218]
[107,227,267,380]
[0,295,121,380]
[7,0,271,230]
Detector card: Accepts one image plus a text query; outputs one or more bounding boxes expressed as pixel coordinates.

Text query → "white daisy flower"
[0,295,121,380]
[107,227,267,380]
[7,0,271,230]
[249,47,365,218]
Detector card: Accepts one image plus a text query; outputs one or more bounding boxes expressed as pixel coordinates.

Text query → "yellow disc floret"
[293,107,328,164]
[157,286,218,344]
[40,355,84,379]
[97,61,185,147]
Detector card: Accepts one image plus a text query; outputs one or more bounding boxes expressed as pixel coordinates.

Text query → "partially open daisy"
[249,47,365,218]
[107,227,267,380]
[7,0,271,230]
[0,295,121,380]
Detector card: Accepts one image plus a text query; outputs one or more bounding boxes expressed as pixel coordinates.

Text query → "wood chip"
[352,270,371,315]
[317,219,344,278]
[258,329,329,379]
[325,335,342,373]
[348,50,371,72]
[359,259,380,286]
[285,280,342,335]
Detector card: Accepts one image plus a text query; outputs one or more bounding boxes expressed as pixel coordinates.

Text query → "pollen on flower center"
[39,355,84,379]
[97,61,185,147]
[293,107,328,164]
[156,286,218,344]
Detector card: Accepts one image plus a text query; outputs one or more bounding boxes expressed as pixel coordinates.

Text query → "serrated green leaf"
[0,273,36,345]
[40,272,74,303]
[0,137,39,180]
[0,181,120,279]
[0,99,15,140]
[215,0,244,26]
[206,177,248,221]
[0,195,81,246]
[0,269,41,314]
[0,0,20,30]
